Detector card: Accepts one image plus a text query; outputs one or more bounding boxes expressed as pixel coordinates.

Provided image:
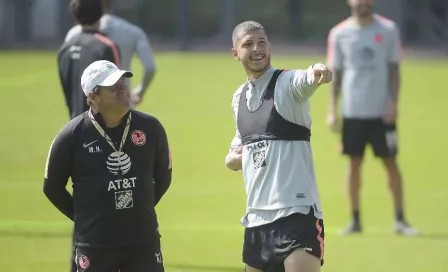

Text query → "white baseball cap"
[81,60,133,97]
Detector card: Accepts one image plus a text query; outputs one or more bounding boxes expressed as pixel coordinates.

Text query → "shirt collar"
[247,66,276,89]
[81,28,100,34]
[90,109,131,129]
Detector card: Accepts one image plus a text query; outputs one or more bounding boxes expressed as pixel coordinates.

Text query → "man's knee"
[284,248,321,272]
[381,156,400,172]
[349,156,363,166]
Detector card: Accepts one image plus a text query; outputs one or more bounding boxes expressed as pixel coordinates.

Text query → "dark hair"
[70,0,103,25]
[86,86,100,106]
[232,21,266,47]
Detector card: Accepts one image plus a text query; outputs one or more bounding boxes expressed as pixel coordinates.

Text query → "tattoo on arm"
[389,63,400,102]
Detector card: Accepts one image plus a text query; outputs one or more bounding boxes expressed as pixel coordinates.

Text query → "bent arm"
[326,28,344,113]
[225,134,243,171]
[388,25,402,103]
[153,121,172,206]
[43,125,74,221]
[134,29,157,98]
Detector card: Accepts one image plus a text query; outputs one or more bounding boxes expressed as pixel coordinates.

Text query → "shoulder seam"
[94,33,121,67]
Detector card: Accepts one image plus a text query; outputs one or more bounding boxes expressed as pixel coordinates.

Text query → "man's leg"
[243,225,270,272]
[340,119,368,235]
[245,265,264,272]
[74,246,119,272]
[70,247,77,272]
[284,248,321,272]
[371,122,419,235]
[120,241,165,272]
[70,229,77,272]
[343,156,364,233]
[274,212,324,272]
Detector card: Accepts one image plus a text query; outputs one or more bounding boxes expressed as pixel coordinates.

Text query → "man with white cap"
[43,60,172,272]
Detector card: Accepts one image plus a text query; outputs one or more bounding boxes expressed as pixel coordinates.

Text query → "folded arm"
[225,133,243,171]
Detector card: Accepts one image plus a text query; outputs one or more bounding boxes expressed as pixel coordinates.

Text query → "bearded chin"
[250,65,267,73]
[358,6,372,18]
[249,56,270,73]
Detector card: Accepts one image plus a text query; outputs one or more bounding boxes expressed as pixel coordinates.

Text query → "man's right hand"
[326,112,340,133]
[225,145,243,171]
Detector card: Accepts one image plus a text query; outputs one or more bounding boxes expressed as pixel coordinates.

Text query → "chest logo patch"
[131,130,146,146]
[107,151,132,175]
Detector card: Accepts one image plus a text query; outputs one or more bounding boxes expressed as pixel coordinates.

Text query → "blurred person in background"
[65,0,157,106]
[58,0,121,120]
[225,20,332,272]
[326,0,420,236]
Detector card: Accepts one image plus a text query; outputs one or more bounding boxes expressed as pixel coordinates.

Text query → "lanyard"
[88,110,132,154]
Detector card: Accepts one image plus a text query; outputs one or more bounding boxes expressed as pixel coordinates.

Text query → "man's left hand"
[311,63,332,86]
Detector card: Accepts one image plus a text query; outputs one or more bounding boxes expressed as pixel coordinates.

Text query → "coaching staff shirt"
[43,109,171,247]
[229,66,323,228]
[58,29,121,120]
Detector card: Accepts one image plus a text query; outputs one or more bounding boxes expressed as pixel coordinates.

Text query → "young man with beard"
[225,21,332,272]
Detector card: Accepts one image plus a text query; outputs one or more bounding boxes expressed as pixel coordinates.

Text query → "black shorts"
[342,118,398,157]
[243,210,325,271]
[73,241,164,272]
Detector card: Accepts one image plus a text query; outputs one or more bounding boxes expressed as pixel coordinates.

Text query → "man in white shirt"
[65,0,156,106]
[225,20,332,272]
[326,0,419,236]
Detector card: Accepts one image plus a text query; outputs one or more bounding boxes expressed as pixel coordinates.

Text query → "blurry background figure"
[326,0,419,236]
[58,0,121,120]
[64,0,157,107]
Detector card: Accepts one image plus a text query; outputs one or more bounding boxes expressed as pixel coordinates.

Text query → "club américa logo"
[131,130,146,146]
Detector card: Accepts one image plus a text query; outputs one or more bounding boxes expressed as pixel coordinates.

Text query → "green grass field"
[0,51,447,272]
